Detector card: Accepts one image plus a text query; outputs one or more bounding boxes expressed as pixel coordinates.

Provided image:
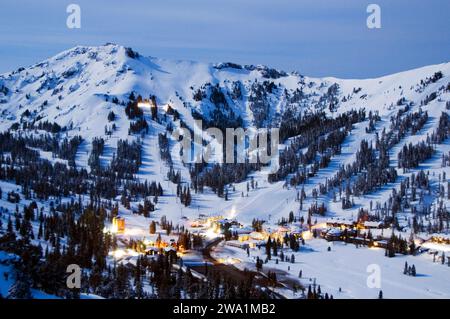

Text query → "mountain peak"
[0,44,448,139]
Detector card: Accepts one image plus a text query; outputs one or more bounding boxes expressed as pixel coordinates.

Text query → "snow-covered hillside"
[1,44,447,221]
[0,44,449,299]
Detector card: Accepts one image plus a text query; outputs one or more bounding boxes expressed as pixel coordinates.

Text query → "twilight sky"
[0,0,449,78]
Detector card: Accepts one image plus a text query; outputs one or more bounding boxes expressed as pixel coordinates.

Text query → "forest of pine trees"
[269,109,366,184]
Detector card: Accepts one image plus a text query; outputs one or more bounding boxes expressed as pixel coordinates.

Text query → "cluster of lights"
[218,257,240,265]
[137,102,153,108]
[302,230,312,240]
[431,236,450,245]
[204,227,220,239]
[109,249,139,260]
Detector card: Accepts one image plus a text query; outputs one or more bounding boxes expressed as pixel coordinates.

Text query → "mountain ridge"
[0,44,448,135]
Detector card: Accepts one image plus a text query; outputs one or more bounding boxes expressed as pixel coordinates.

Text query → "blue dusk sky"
[0,0,449,78]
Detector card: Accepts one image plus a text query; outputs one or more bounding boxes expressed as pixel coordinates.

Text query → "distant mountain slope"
[0,44,448,224]
[1,44,447,136]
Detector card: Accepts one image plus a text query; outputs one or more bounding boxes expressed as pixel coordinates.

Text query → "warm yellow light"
[111,249,125,259]
[110,224,118,234]
[109,248,140,260]
[219,257,239,265]
[144,239,154,246]
[137,102,153,108]
[205,228,219,239]
[302,230,312,240]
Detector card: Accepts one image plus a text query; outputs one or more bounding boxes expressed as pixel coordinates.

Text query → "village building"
[226,240,251,249]
[289,224,304,238]
[231,225,252,236]
[249,231,267,241]
[326,218,356,229]
[361,220,384,229]
[112,216,125,234]
[430,234,450,245]
[190,219,205,228]
[323,228,343,241]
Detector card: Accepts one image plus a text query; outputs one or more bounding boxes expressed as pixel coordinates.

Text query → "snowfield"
[212,238,450,299]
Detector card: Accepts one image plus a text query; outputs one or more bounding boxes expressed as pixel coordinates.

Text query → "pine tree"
[307,285,313,299]
[265,238,272,260]
[7,268,32,299]
[149,221,156,234]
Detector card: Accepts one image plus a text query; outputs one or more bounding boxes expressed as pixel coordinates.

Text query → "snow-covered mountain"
[1,44,449,299]
[1,43,448,135]
[0,44,450,212]
[0,43,449,224]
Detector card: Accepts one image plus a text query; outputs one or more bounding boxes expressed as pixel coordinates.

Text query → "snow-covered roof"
[277,226,290,232]
[326,228,343,236]
[249,231,266,240]
[290,225,303,233]
[422,242,450,253]
[364,221,383,227]
[326,218,355,225]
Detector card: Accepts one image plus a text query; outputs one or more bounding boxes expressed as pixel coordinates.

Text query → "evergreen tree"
[149,221,156,234]
[7,267,32,299]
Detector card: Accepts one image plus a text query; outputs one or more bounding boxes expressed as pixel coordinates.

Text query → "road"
[188,237,288,299]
